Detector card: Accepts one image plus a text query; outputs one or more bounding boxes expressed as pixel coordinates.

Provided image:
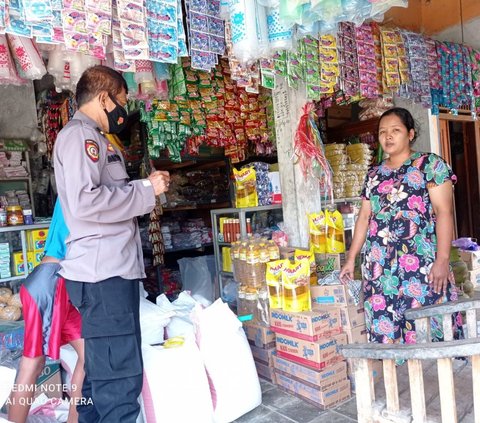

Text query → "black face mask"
[104,95,128,134]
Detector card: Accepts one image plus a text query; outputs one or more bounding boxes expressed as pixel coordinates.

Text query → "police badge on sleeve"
[85,140,100,162]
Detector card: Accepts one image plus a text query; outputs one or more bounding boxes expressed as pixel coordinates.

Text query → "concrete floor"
[237,357,477,423]
[234,379,358,423]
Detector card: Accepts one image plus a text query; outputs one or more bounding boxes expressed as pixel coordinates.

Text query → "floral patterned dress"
[361,152,463,344]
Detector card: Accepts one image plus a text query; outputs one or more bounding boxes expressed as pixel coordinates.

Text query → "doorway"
[439,117,480,241]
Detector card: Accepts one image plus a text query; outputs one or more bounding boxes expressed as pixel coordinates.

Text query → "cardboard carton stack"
[243,321,276,383]
[310,283,383,391]
[310,284,367,344]
[459,250,480,289]
[269,308,351,409]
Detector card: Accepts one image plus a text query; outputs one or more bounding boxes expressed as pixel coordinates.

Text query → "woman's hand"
[428,258,450,295]
[339,260,355,285]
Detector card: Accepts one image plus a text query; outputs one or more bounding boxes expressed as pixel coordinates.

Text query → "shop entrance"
[439,116,480,240]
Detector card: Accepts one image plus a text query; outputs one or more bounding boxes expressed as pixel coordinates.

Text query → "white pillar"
[272,77,323,248]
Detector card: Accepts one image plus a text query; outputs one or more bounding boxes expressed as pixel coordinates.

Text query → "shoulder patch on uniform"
[85,140,100,163]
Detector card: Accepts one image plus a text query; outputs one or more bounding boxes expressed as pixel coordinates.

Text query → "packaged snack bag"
[282,260,311,312]
[234,167,258,208]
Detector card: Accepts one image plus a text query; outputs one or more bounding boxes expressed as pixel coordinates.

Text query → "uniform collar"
[73,111,106,135]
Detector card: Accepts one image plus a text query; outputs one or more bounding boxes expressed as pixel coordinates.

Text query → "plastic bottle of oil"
[238,241,248,283]
[259,239,270,264]
[268,240,280,260]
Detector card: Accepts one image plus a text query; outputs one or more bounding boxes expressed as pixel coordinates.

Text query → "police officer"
[53,65,169,423]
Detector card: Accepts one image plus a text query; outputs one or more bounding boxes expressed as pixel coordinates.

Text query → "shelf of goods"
[211,204,283,299]
[0,223,50,285]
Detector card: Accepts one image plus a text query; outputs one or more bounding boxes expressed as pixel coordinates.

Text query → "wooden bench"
[340,298,480,423]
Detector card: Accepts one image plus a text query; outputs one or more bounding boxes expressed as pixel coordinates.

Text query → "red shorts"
[20,263,81,360]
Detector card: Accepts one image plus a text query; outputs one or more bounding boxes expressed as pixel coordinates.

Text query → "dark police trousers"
[66,276,143,423]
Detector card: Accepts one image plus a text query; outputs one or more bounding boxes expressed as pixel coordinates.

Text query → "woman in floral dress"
[340,107,462,343]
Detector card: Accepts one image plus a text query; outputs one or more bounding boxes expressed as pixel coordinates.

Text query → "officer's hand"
[148,171,170,196]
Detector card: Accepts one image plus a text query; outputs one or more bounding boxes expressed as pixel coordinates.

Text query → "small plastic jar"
[7,206,24,226]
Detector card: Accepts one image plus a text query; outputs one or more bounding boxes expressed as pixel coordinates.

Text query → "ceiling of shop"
[385,0,480,48]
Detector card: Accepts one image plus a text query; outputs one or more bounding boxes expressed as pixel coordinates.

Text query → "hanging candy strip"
[293,102,333,199]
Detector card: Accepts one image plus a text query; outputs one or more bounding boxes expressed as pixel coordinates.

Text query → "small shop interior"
[1,0,480,421]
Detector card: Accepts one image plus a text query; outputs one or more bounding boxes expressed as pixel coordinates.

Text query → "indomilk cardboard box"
[273,353,347,390]
[276,373,351,409]
[270,308,341,341]
[275,332,347,370]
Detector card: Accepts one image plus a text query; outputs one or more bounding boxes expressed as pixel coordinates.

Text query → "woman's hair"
[379,107,418,142]
[75,65,128,108]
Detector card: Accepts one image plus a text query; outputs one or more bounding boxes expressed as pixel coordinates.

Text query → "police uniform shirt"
[53,111,156,283]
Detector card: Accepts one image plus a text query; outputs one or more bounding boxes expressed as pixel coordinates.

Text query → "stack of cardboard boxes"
[459,250,480,289]
[243,321,276,383]
[269,308,351,409]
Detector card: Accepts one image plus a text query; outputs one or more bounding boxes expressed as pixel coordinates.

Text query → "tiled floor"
[233,379,358,423]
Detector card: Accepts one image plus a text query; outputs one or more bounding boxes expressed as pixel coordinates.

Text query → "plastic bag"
[192,299,261,423]
[308,212,326,254]
[266,259,286,309]
[141,338,214,423]
[139,296,174,345]
[325,210,345,253]
[177,256,215,303]
[0,349,16,409]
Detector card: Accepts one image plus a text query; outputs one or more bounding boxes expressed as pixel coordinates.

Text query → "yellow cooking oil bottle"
[266,259,286,309]
[308,211,327,254]
[325,209,345,253]
[294,248,318,285]
[282,259,311,312]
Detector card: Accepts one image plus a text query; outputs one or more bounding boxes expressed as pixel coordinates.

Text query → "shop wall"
[0,83,38,139]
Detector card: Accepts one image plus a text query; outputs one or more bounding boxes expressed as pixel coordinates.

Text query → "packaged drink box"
[13,251,35,276]
[27,228,48,251]
[268,171,282,204]
[243,321,276,348]
[275,332,347,370]
[345,325,368,344]
[275,372,351,409]
[273,352,347,390]
[250,345,275,366]
[310,284,358,307]
[255,360,276,384]
[459,250,480,271]
[270,308,341,341]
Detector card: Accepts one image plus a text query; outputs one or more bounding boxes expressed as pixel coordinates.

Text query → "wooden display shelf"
[163,201,230,212]
[327,117,380,143]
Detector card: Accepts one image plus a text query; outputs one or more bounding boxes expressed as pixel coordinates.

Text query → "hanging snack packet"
[282,259,311,312]
[325,209,345,253]
[308,212,326,254]
[294,248,317,286]
[266,259,286,309]
[233,167,258,208]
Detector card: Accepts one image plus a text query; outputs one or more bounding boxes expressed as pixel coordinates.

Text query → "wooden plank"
[383,359,400,414]
[415,318,430,343]
[354,358,374,423]
[405,298,480,320]
[437,358,457,423]
[367,359,375,401]
[443,313,454,342]
[472,355,480,423]
[466,309,477,339]
[408,359,427,422]
[340,338,480,360]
